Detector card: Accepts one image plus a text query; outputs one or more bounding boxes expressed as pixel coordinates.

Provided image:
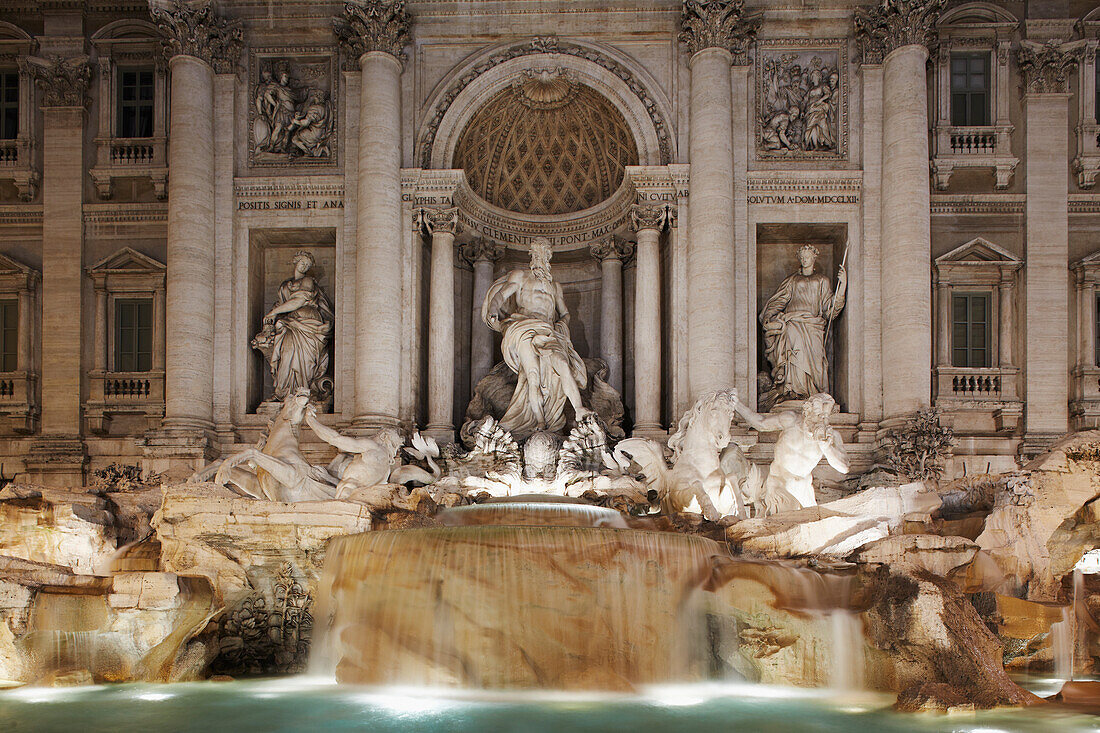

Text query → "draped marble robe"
[267,275,334,400]
[760,270,844,400]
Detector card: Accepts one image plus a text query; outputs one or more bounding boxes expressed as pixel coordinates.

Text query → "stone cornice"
[679,0,761,64]
[149,0,243,74]
[853,0,945,64]
[333,0,412,66]
[929,194,1024,216]
[27,55,91,108]
[1017,40,1081,95]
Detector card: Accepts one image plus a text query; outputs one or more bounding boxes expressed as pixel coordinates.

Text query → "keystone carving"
[27,56,92,108]
[1016,41,1081,95]
[853,0,945,64]
[150,0,243,74]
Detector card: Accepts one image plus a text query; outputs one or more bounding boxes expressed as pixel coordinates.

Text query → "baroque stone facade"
[0,0,1099,485]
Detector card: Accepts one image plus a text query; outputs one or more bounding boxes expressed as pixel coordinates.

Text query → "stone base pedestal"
[630,425,668,442]
[138,425,216,480]
[22,436,86,487]
[424,426,455,445]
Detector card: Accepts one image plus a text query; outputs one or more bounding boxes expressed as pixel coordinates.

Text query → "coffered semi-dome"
[452,71,640,216]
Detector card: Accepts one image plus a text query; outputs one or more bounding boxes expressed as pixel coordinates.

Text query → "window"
[0,72,17,140]
[0,300,16,372]
[952,292,991,368]
[117,69,154,138]
[115,298,152,372]
[950,53,990,127]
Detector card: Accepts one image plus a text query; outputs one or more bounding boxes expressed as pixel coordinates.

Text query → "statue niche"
[464,238,625,443]
[252,250,335,408]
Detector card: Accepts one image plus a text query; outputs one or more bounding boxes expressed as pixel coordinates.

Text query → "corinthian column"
[630,205,669,435]
[590,237,633,394]
[24,56,91,485]
[680,0,759,399]
[151,0,241,437]
[336,1,411,430]
[854,0,942,422]
[1018,41,1078,445]
[459,238,504,392]
[422,207,459,443]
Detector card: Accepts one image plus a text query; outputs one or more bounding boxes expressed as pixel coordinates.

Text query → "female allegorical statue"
[760,244,846,404]
[252,250,335,403]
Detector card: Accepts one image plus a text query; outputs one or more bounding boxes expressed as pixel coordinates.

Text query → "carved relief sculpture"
[757,43,846,158]
[250,50,337,166]
[252,251,335,404]
[481,238,592,440]
[759,245,846,408]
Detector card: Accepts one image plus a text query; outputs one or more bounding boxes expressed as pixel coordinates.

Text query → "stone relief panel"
[755,39,848,160]
[249,47,338,167]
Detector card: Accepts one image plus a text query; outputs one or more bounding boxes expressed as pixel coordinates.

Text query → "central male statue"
[482,237,592,438]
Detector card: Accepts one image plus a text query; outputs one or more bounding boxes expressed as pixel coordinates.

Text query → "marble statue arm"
[264,289,311,322]
[482,274,519,332]
[305,411,370,454]
[553,282,572,336]
[732,398,792,434]
[821,430,850,474]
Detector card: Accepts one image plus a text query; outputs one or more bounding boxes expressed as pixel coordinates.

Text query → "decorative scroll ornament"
[629,203,671,232]
[679,0,762,64]
[853,0,945,64]
[150,0,243,74]
[458,238,505,265]
[420,206,461,236]
[1016,41,1081,94]
[27,55,91,107]
[333,0,412,65]
[590,237,635,263]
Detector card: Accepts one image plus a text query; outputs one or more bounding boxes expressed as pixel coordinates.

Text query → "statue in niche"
[480,237,592,440]
[759,244,845,409]
[733,393,850,515]
[252,250,334,405]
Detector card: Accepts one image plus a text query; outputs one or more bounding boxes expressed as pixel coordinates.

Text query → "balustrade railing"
[109,139,156,166]
[949,129,997,154]
[0,141,17,166]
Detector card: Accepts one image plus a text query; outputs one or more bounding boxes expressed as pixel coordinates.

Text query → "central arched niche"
[452,70,639,216]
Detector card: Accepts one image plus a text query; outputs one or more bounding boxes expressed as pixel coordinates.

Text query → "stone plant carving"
[884,407,955,483]
[759,244,846,409]
[679,0,762,63]
[758,50,841,156]
[251,251,334,404]
[213,562,313,676]
[26,56,92,108]
[480,237,594,440]
[333,0,413,64]
[852,0,944,64]
[1016,41,1081,95]
[612,390,748,520]
[733,393,850,515]
[149,0,243,74]
[252,59,335,163]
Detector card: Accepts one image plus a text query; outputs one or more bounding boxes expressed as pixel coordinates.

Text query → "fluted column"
[631,205,668,435]
[151,1,241,433]
[590,238,633,393]
[336,1,412,430]
[1018,41,1078,442]
[423,208,459,442]
[855,0,942,421]
[680,0,759,399]
[459,238,504,391]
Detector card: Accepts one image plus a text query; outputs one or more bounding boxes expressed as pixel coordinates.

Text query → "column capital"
[150,0,243,74]
[853,0,944,64]
[458,237,505,265]
[27,55,91,108]
[679,0,761,64]
[417,206,460,236]
[1017,40,1081,95]
[630,203,671,233]
[334,0,413,67]
[590,237,635,264]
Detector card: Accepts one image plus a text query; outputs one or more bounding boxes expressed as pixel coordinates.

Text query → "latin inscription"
[237,198,344,211]
[748,194,858,205]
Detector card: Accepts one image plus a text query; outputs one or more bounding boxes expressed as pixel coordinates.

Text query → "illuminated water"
[2,679,1099,733]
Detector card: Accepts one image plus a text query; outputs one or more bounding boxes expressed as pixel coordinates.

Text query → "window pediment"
[87,247,165,291]
[0,252,38,292]
[935,238,1020,285]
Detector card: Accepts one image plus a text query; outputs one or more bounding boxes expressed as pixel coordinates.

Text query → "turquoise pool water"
[1,680,1098,733]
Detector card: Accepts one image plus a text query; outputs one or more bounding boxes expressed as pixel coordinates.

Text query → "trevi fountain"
[1,0,1100,731]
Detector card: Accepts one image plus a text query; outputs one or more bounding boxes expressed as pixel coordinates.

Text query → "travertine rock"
[853,534,978,577]
[0,485,117,574]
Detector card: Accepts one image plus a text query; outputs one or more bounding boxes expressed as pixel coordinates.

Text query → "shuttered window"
[952,292,991,368]
[0,300,17,372]
[117,69,154,138]
[951,53,990,127]
[115,299,152,372]
[0,72,17,140]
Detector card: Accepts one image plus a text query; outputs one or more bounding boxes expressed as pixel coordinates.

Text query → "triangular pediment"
[1074,249,1100,269]
[88,247,165,274]
[936,237,1021,264]
[0,252,37,278]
